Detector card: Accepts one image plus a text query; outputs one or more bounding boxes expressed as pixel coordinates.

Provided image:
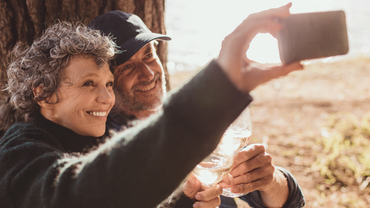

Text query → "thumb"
[262,61,304,84]
[182,174,202,200]
[219,173,233,188]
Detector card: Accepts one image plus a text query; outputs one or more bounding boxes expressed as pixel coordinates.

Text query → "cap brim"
[113,33,171,66]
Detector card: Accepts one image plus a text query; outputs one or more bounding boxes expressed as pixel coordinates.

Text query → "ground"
[169,56,370,208]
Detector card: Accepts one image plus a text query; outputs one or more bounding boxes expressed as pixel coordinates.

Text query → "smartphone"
[277,10,349,64]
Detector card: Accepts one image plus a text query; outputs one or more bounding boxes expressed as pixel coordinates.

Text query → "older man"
[90,10,305,208]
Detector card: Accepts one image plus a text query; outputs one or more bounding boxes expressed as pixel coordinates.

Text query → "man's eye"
[118,64,134,74]
[144,53,153,60]
[83,81,94,86]
[123,64,133,70]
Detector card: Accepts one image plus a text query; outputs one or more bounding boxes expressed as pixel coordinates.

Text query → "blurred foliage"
[312,111,370,189]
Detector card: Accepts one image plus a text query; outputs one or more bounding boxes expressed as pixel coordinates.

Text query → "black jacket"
[0,60,252,208]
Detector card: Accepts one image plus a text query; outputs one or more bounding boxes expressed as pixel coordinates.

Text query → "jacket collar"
[32,113,103,153]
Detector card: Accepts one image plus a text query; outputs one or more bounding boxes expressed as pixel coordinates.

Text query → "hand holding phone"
[277,10,349,64]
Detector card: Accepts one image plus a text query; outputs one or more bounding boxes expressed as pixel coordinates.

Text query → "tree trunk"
[0,0,170,97]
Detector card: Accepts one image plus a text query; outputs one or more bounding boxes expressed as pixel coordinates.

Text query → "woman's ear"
[33,86,46,107]
[33,86,56,109]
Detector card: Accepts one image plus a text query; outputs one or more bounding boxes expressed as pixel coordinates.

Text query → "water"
[217,128,252,156]
[192,129,251,186]
[192,159,233,187]
[222,187,247,198]
[165,0,370,74]
[219,129,252,197]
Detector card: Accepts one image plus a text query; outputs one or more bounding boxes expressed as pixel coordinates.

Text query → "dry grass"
[169,56,370,207]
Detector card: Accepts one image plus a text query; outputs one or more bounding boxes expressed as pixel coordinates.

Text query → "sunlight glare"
[166,0,369,72]
[194,168,218,185]
[247,34,281,63]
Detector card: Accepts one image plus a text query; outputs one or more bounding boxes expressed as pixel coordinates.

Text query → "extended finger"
[243,2,292,29]
[231,174,274,193]
[232,145,266,170]
[252,18,284,35]
[265,61,304,80]
[228,3,292,51]
[253,61,303,86]
[195,184,223,201]
[232,18,283,47]
[232,165,275,185]
[231,151,273,177]
[250,2,292,20]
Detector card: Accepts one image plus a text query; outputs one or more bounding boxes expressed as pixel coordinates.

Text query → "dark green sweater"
[0,60,252,208]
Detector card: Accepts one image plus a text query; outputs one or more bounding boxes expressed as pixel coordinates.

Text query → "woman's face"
[45,55,115,137]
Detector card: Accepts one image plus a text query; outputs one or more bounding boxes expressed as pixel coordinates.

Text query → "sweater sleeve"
[238,167,306,208]
[157,186,195,208]
[0,60,253,208]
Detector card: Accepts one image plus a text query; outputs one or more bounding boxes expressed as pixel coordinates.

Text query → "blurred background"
[166,0,370,207]
[165,0,370,73]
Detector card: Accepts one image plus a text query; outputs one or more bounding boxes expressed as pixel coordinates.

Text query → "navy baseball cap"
[89,11,171,67]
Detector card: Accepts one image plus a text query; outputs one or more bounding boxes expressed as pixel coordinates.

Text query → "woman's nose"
[96,86,114,104]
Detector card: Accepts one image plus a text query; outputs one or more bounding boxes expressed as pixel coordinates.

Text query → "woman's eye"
[107,81,114,87]
[83,81,94,87]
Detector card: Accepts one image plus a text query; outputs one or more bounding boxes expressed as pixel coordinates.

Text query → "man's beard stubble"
[114,72,166,113]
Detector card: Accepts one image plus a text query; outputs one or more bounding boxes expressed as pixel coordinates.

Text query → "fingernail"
[195,194,201,200]
[193,202,199,208]
[229,173,233,185]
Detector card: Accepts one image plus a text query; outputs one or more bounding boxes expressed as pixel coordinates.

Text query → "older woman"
[0,4,303,208]
[0,21,220,208]
[7,23,116,138]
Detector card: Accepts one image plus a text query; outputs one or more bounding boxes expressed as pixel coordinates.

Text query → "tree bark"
[0,0,170,97]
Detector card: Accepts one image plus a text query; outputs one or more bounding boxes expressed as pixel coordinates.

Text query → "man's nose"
[137,62,155,81]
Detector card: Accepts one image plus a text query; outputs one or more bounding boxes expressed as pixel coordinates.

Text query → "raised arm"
[0,4,303,208]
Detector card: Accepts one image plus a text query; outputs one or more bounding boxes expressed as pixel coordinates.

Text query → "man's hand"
[220,144,289,207]
[223,144,275,193]
[217,3,304,93]
[182,174,223,208]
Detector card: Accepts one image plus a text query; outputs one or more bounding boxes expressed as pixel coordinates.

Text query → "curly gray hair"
[6,21,117,118]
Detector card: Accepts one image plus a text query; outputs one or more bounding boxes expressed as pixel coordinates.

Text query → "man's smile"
[135,79,157,92]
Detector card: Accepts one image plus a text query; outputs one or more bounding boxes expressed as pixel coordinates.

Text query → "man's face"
[113,42,166,116]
